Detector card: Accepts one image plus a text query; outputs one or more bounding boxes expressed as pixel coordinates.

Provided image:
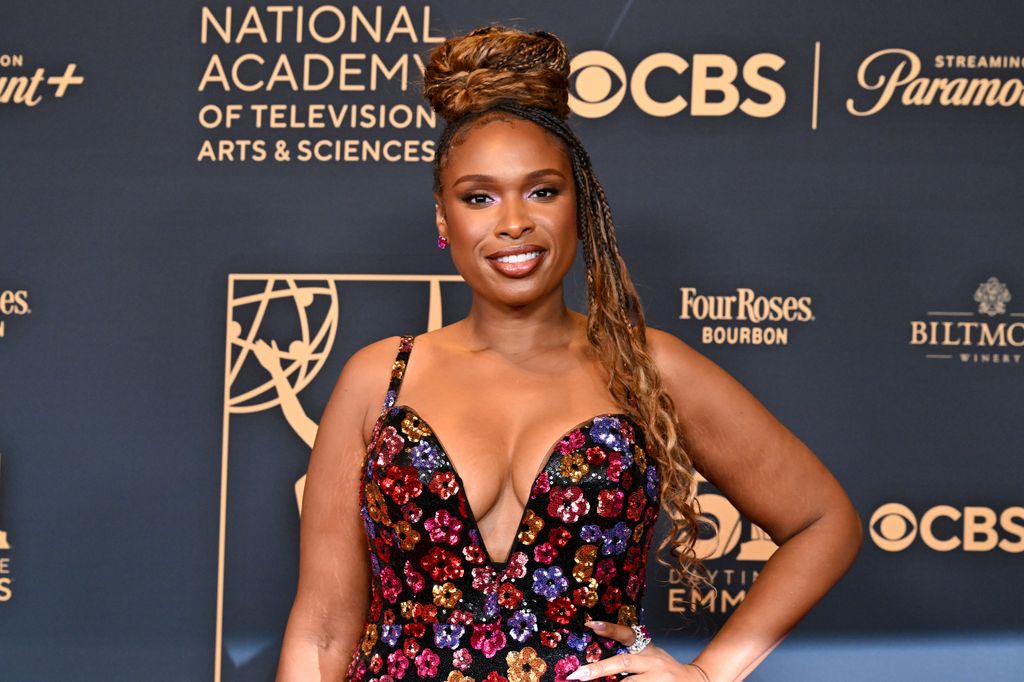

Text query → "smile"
[494,251,542,264]
[486,249,547,278]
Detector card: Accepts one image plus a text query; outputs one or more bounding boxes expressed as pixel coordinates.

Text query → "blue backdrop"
[1,1,1022,680]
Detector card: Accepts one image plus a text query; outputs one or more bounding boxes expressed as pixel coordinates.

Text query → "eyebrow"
[452,168,567,186]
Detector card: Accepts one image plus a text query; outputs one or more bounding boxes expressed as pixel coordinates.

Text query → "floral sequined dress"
[346,334,661,682]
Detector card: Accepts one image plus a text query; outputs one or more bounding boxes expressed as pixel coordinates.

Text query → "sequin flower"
[433,623,465,650]
[425,509,464,545]
[508,609,539,643]
[531,566,568,599]
[547,487,590,524]
[470,622,508,658]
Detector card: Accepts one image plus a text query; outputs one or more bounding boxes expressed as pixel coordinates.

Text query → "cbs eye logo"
[869,502,1024,553]
[568,50,787,119]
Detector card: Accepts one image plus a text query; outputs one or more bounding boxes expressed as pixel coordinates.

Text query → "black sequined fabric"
[346,334,661,682]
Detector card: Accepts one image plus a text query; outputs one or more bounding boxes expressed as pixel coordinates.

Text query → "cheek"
[555,202,579,242]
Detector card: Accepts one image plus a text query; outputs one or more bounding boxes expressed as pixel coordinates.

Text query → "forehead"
[441,115,571,181]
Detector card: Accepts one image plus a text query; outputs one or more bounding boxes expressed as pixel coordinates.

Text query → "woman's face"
[435,116,578,308]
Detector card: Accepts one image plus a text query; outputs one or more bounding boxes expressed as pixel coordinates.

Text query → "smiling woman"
[437,123,577,294]
[275,24,862,682]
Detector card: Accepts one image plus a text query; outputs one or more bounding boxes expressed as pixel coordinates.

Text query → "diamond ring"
[625,624,652,654]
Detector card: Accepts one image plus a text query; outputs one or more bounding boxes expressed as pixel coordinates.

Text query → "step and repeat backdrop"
[1,1,1021,680]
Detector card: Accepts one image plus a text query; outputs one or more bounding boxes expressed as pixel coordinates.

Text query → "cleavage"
[416,407,556,515]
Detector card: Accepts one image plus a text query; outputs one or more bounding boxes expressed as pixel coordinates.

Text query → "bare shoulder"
[643,325,726,394]
[325,334,406,443]
[644,326,698,369]
[643,324,767,421]
[341,334,405,384]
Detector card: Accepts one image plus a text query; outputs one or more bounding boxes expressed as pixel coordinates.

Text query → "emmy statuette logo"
[215,273,463,682]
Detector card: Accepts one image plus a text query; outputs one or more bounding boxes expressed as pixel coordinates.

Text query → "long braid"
[433,100,712,603]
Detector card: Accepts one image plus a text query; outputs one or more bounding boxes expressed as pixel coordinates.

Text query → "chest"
[362,405,660,570]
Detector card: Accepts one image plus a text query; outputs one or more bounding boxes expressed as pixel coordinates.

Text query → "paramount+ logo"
[568,50,786,119]
[869,502,1024,553]
[0,53,84,107]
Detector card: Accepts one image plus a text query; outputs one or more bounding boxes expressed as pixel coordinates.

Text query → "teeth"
[495,251,541,264]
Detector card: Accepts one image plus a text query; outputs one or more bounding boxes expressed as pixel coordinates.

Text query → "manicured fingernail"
[585,620,603,629]
[566,668,589,680]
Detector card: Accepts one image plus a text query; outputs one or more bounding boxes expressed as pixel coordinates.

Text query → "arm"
[648,328,863,682]
[275,337,400,681]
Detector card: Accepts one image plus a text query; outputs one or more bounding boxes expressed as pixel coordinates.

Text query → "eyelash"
[461,187,561,205]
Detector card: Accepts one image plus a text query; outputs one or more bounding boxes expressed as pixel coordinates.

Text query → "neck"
[460,285,580,358]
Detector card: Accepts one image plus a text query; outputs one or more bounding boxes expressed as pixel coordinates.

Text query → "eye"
[532,187,561,199]
[461,192,493,205]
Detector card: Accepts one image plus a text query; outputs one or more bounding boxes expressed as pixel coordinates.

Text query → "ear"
[433,193,448,239]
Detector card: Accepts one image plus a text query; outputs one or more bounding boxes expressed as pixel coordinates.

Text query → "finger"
[565,651,653,680]
[584,619,636,644]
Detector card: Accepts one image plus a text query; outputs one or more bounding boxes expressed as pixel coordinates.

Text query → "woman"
[276,25,861,682]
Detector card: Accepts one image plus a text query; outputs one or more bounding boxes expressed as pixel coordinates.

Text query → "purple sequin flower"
[580,524,602,542]
[381,623,402,647]
[508,609,538,643]
[433,623,465,650]
[483,590,499,617]
[567,630,592,652]
[411,440,441,470]
[590,416,630,452]
[360,505,376,538]
[646,464,659,498]
[601,522,631,555]
[532,565,568,599]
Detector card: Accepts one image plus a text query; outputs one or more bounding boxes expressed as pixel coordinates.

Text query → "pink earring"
[437,234,448,249]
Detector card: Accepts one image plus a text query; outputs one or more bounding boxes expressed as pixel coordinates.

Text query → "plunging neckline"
[390,403,637,568]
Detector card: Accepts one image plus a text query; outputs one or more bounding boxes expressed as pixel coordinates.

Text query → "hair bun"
[422,25,571,122]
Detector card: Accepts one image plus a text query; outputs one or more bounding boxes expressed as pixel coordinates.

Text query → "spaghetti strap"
[377,334,416,418]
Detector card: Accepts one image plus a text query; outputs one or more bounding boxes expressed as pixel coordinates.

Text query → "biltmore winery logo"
[910,276,1023,366]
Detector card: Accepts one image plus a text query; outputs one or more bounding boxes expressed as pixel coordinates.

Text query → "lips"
[486,244,547,259]
[485,245,547,278]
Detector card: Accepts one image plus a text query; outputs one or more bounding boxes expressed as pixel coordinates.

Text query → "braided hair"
[422,25,710,604]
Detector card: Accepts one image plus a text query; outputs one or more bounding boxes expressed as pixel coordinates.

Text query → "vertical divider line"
[215,275,233,682]
[812,41,822,130]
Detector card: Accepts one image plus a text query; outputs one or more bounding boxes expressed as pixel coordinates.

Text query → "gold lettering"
[978,323,1007,346]
[921,505,960,552]
[740,54,786,118]
[998,508,1024,553]
[721,590,746,611]
[963,506,999,552]
[848,48,921,116]
[690,54,739,116]
[849,48,1024,114]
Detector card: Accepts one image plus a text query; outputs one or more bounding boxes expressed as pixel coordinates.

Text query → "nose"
[496,196,534,238]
